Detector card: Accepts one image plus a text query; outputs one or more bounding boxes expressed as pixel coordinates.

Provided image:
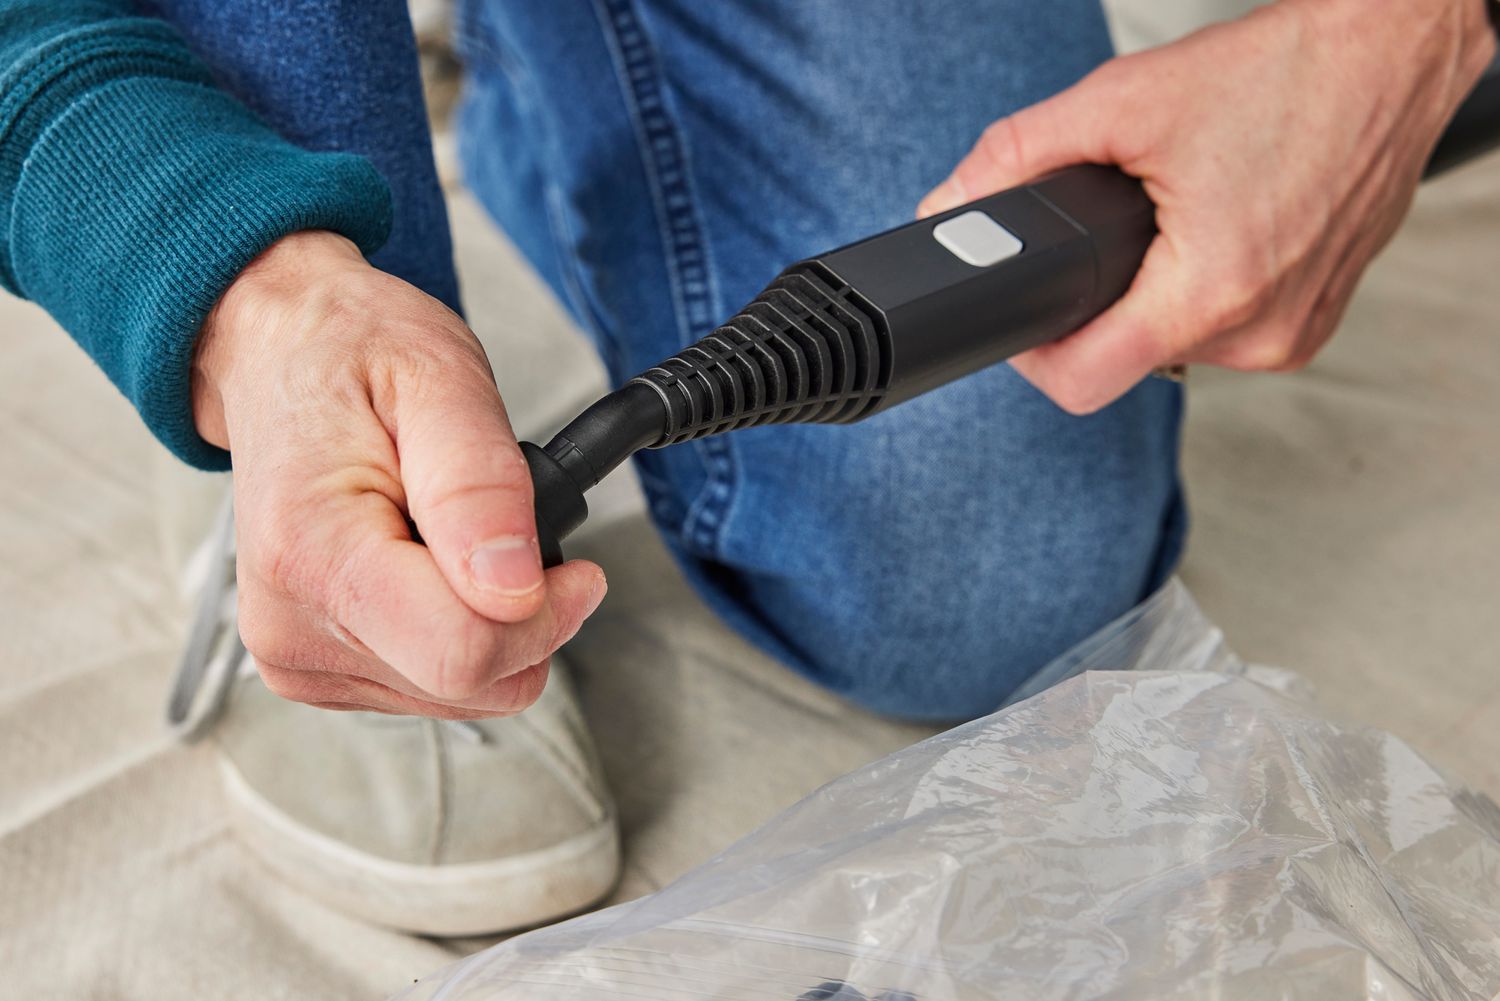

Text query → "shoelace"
[165,492,243,741]
[165,491,485,745]
[797,982,918,1001]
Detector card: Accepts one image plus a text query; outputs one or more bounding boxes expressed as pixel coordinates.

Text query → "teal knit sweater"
[0,1,394,469]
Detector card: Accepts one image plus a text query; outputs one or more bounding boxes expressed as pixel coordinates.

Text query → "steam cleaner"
[522,55,1500,568]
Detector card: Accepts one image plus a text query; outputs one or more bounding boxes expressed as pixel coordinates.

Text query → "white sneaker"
[167,493,620,936]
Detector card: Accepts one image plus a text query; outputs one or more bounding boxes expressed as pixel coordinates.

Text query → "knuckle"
[399,334,491,393]
[366,333,490,427]
[492,442,532,489]
[426,619,505,700]
[1044,370,1103,416]
[551,595,593,649]
[238,591,354,681]
[1270,343,1314,373]
[1201,278,1264,333]
[423,703,508,722]
[256,663,318,704]
[236,595,291,669]
[1202,250,1275,331]
[328,619,375,658]
[506,660,550,712]
[1251,334,1298,371]
[1053,393,1100,417]
[319,541,374,637]
[421,449,532,522]
[977,117,1026,174]
[1220,333,1296,372]
[247,506,324,600]
[238,484,393,615]
[461,662,550,719]
[237,626,281,672]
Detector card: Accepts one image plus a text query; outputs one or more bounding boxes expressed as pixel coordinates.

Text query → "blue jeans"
[158,0,1185,721]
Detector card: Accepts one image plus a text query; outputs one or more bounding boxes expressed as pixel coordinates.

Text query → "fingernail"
[468,537,542,596]
[585,575,608,616]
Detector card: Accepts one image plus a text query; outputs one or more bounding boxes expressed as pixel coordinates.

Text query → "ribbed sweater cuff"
[5,52,392,469]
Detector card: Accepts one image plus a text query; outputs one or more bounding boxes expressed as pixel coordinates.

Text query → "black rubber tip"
[521,441,588,568]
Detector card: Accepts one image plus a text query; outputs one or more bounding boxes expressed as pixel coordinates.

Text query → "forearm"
[0,0,392,469]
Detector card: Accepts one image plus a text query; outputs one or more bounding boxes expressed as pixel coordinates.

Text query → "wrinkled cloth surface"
[395,583,1500,1001]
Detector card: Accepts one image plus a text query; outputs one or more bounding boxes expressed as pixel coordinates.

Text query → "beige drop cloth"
[5,21,1500,1001]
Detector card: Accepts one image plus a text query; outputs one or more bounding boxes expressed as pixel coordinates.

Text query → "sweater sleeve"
[0,1,393,469]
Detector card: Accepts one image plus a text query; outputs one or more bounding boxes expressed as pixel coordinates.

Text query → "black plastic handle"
[521,165,1155,567]
[809,164,1154,415]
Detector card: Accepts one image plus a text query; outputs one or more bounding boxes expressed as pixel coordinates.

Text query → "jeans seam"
[591,0,735,556]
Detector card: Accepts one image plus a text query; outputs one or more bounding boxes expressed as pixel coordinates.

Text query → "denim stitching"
[592,0,735,556]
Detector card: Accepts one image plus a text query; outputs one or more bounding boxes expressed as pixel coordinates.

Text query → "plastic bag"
[395,580,1500,1001]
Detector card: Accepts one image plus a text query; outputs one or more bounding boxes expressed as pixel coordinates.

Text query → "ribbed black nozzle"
[629,262,892,445]
[523,262,893,565]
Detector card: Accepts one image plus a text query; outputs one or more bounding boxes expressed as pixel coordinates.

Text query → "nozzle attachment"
[630,263,892,444]
[522,382,666,566]
[519,443,586,568]
[522,262,899,566]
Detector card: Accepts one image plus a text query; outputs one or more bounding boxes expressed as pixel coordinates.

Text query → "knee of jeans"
[707,463,1178,719]
[728,548,1155,723]
[676,377,1184,722]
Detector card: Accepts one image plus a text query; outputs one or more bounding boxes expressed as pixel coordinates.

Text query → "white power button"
[932,211,1024,267]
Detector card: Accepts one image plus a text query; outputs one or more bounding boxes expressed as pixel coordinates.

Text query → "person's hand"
[191,231,606,719]
[919,0,1497,414]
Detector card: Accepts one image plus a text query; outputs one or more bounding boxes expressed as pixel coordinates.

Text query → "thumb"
[393,341,550,623]
[918,69,1122,218]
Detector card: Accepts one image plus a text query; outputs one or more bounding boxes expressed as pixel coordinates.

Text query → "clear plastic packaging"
[396,580,1500,1001]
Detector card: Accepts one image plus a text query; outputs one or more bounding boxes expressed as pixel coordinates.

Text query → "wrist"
[1437,0,1494,97]
[1291,0,1496,93]
[191,230,367,448]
